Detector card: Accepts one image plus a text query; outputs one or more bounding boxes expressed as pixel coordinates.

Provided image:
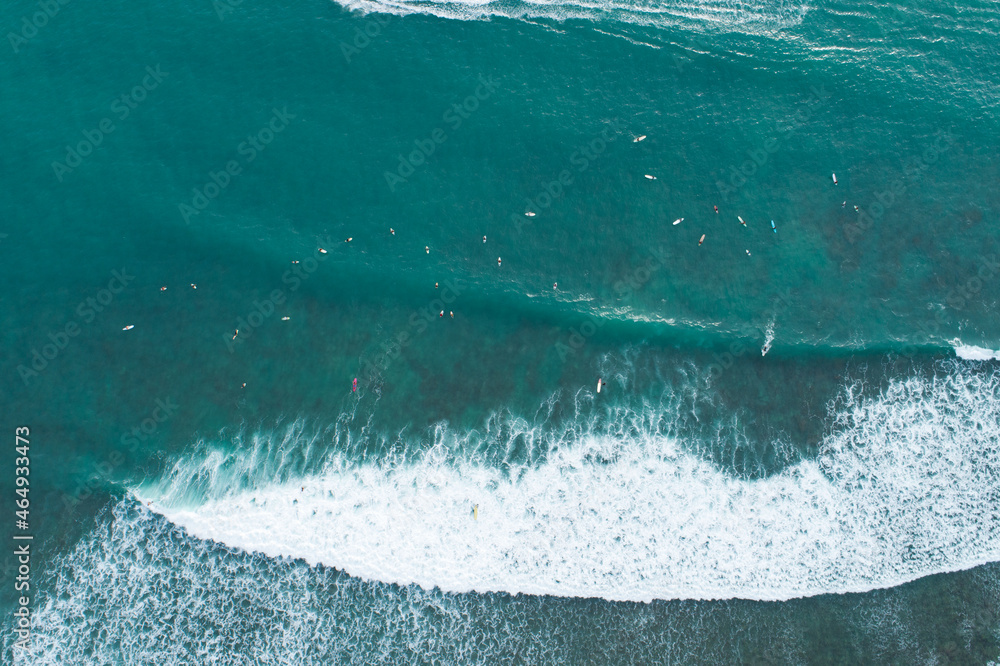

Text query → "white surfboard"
[672,218,683,225]
[597,378,602,393]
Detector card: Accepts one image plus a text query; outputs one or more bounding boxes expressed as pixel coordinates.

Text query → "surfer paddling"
[832,173,838,185]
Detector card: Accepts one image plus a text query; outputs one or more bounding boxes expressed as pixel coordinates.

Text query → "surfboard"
[597,378,602,393]
[672,218,683,225]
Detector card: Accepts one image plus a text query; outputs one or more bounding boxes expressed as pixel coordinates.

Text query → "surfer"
[633,135,646,142]
[644,174,656,180]
[832,173,838,185]
[553,282,557,290]
[842,201,846,208]
[318,248,327,254]
[714,205,719,214]
[738,216,746,227]
[190,283,197,289]
[390,228,395,235]
[352,378,358,392]
[673,218,683,225]
[160,286,167,291]
[345,237,352,242]
[232,329,238,340]
[425,246,430,254]
[498,257,502,266]
[450,311,454,318]
[698,234,706,246]
[746,249,751,256]
[770,220,777,233]
[435,282,439,289]
[439,310,444,317]
[483,236,487,243]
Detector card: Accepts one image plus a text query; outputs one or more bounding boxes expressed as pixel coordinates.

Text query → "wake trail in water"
[335,0,809,33]
[137,361,1000,603]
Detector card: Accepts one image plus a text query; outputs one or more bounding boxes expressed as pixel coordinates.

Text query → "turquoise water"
[2,0,1000,662]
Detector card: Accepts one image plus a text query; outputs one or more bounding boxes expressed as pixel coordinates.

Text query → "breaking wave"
[136,361,1000,603]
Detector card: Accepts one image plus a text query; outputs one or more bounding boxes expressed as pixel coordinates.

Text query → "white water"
[954,342,1000,361]
[761,317,775,356]
[335,0,809,33]
[138,364,1000,603]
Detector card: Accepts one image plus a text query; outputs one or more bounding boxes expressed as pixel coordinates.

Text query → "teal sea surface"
[2,0,1000,662]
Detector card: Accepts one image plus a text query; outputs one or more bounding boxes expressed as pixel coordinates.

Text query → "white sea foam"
[336,0,809,33]
[138,363,1000,603]
[761,317,775,356]
[953,342,1000,361]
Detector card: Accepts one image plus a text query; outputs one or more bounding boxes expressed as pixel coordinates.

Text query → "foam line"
[139,364,1000,602]
[334,0,809,33]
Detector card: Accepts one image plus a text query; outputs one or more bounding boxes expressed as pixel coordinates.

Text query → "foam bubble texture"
[22,500,1000,664]
[141,364,1000,603]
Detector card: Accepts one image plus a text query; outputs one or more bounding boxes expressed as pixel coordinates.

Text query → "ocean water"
[2,0,999,662]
